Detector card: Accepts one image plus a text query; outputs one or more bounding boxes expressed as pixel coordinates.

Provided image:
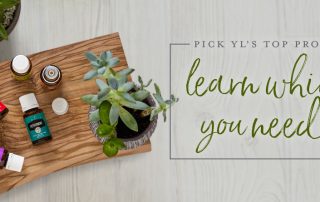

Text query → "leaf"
[97,67,106,74]
[108,77,118,89]
[118,82,134,92]
[154,83,162,96]
[110,138,126,149]
[96,124,114,137]
[119,106,138,132]
[81,94,95,104]
[119,100,150,110]
[0,0,19,9]
[99,101,112,124]
[150,107,162,121]
[100,51,112,61]
[103,139,119,157]
[90,61,101,69]
[0,24,8,40]
[118,68,135,77]
[84,70,98,80]
[85,51,98,62]
[153,93,165,104]
[89,109,100,122]
[96,79,108,91]
[107,57,120,67]
[97,88,109,99]
[109,104,120,125]
[162,109,167,122]
[132,90,150,101]
[120,92,136,103]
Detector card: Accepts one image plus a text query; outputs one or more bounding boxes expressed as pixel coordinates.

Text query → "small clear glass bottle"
[0,147,24,172]
[19,93,52,145]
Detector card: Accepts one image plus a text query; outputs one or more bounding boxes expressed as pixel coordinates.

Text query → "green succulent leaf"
[97,67,106,74]
[81,94,95,104]
[108,77,118,89]
[96,79,108,91]
[96,124,114,137]
[120,92,136,103]
[85,51,98,62]
[119,106,138,132]
[150,107,161,121]
[118,82,134,92]
[118,68,134,77]
[99,101,112,124]
[132,90,150,101]
[90,61,101,69]
[100,51,112,61]
[103,138,125,157]
[0,25,8,40]
[84,70,98,80]
[107,57,120,67]
[119,100,149,110]
[89,109,100,122]
[109,104,120,125]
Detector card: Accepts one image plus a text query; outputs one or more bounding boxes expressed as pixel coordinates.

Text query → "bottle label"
[6,153,24,172]
[24,112,51,142]
[0,102,6,113]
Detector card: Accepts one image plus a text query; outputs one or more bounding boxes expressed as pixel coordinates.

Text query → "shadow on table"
[0,39,17,62]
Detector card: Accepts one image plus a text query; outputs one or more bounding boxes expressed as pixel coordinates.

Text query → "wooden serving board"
[0,33,151,194]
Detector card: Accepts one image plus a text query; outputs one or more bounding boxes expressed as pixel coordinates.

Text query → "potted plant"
[81,50,178,157]
[0,0,20,40]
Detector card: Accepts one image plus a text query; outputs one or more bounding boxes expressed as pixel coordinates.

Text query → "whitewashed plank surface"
[1,0,320,201]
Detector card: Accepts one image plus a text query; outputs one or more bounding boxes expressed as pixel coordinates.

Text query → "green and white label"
[24,112,51,142]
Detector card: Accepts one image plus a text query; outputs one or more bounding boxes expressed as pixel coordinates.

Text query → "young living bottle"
[19,93,52,145]
[10,55,32,81]
[40,65,62,90]
[0,147,25,172]
[0,102,9,120]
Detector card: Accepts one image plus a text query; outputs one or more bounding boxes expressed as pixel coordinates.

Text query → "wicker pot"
[88,95,158,149]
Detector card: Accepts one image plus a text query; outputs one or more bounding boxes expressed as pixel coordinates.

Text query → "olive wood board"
[0,33,152,194]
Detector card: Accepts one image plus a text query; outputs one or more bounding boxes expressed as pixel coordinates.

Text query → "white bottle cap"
[52,97,69,115]
[19,93,39,112]
[5,153,25,172]
[12,55,30,74]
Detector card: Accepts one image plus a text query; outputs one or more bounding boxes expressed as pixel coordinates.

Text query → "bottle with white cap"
[19,93,52,145]
[10,55,32,81]
[0,147,24,172]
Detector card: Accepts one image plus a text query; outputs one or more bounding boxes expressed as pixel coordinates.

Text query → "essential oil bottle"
[40,65,62,90]
[0,102,8,120]
[19,93,52,145]
[0,147,24,172]
[11,55,32,81]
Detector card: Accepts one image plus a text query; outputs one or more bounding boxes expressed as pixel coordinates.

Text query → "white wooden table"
[1,0,320,201]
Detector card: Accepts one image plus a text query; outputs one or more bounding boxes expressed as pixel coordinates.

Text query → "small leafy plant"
[0,0,19,40]
[82,50,178,157]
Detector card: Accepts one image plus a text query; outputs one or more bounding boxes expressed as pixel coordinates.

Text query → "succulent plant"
[82,50,178,157]
[0,0,19,40]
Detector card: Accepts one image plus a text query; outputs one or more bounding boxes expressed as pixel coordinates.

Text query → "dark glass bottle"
[40,65,62,90]
[19,93,52,145]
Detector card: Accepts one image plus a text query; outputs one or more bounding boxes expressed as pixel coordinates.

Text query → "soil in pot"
[3,6,17,28]
[116,107,151,139]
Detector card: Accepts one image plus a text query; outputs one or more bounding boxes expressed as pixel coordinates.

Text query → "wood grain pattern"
[0,33,151,194]
[2,0,320,202]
